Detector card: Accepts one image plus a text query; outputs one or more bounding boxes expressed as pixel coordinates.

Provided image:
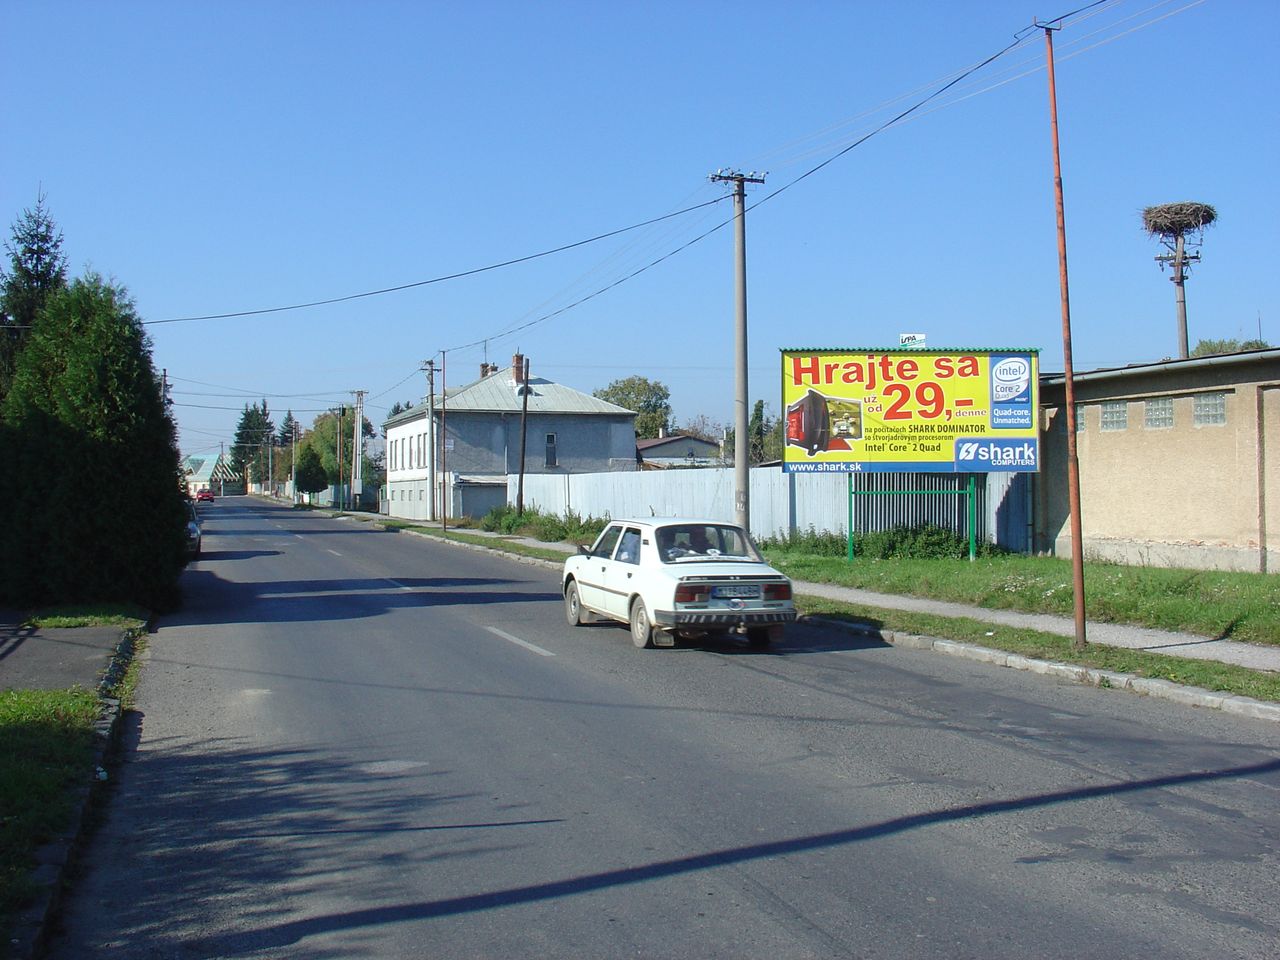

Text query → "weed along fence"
[513,467,1032,552]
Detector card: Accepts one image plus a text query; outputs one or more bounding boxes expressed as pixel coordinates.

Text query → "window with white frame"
[1194,392,1227,426]
[1100,400,1128,431]
[1144,397,1174,429]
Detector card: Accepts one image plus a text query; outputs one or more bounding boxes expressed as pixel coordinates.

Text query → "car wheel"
[629,599,655,649]
[565,581,587,627]
[747,627,772,649]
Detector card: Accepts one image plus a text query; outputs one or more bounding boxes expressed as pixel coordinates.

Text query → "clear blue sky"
[5,0,1275,459]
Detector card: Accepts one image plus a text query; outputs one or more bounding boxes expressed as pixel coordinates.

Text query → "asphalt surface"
[3,498,1278,958]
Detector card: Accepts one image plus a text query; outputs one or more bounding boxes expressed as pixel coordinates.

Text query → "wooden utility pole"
[710,168,765,534]
[1041,22,1087,651]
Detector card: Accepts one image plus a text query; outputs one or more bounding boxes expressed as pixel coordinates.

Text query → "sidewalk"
[0,613,130,693]
[399,522,1280,673]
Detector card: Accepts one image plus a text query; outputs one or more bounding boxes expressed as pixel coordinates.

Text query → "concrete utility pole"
[517,355,530,515]
[352,389,365,510]
[423,359,437,521]
[709,168,765,533]
[1143,202,1216,360]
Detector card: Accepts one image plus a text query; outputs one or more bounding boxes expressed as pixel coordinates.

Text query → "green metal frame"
[847,473,978,562]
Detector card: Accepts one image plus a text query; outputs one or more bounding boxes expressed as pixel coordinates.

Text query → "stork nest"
[1142,202,1217,237]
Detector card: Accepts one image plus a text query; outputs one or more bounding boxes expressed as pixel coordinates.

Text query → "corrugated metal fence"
[513,468,1032,550]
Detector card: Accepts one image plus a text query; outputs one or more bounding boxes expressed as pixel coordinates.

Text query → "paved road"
[47,498,1280,959]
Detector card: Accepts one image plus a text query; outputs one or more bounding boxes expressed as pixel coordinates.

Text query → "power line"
[143,196,729,326]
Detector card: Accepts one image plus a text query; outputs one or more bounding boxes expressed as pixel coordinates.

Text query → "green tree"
[593,375,671,439]
[0,193,69,398]
[1191,337,1271,357]
[0,273,186,609]
[306,408,376,489]
[231,400,275,483]
[294,443,329,497]
[724,400,783,465]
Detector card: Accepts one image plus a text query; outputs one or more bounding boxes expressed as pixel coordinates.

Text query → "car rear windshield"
[656,524,760,563]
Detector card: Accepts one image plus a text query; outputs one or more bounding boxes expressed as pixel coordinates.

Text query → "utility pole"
[423,359,437,521]
[336,406,344,511]
[290,422,298,505]
[352,389,365,511]
[1040,21,1087,651]
[517,355,530,515]
[710,168,765,533]
[440,352,448,531]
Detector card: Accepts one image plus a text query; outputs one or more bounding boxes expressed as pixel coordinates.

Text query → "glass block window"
[1144,397,1174,429]
[1194,392,1227,426]
[1074,405,1086,433]
[1100,401,1128,431]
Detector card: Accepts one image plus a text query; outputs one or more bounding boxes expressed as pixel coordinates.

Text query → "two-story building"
[383,354,638,520]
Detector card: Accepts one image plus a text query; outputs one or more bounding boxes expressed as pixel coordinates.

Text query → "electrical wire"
[143,196,729,326]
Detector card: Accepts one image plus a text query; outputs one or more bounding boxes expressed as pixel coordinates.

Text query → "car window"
[657,524,759,562]
[616,528,642,565]
[591,525,622,558]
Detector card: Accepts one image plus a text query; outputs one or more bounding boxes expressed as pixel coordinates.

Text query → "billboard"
[781,348,1039,473]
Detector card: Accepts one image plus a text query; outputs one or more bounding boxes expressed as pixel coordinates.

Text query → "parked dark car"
[185,502,202,560]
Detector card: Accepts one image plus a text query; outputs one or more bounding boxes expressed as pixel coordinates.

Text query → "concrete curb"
[808,617,1280,724]
[8,626,142,960]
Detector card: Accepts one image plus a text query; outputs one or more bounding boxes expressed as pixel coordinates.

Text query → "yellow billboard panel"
[781,348,1039,473]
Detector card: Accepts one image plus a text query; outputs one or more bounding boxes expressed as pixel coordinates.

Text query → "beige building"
[1037,349,1279,573]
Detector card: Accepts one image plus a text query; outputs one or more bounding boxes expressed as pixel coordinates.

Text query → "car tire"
[630,599,655,649]
[565,581,587,627]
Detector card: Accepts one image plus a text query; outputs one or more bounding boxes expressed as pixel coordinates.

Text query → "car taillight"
[764,582,792,601]
[674,584,710,603]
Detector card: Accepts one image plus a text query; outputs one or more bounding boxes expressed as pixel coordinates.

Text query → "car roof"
[606,518,744,531]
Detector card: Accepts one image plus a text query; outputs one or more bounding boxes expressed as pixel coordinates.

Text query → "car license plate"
[713,585,760,599]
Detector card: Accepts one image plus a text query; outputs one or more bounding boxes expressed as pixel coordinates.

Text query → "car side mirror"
[578,545,592,556]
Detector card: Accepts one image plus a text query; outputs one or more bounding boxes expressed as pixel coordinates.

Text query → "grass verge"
[0,688,99,939]
[798,595,1280,703]
[768,552,1279,646]
[22,604,147,630]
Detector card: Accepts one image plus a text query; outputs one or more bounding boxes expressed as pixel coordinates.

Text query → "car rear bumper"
[654,608,796,628]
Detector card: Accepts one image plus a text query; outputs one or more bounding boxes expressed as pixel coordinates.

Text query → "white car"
[562,518,796,649]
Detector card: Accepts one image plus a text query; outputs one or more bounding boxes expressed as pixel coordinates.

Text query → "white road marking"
[358,760,430,775]
[327,549,341,556]
[241,689,272,697]
[485,626,555,658]
[386,579,414,591]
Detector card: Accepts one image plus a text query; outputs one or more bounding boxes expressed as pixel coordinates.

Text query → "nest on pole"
[1142,202,1217,238]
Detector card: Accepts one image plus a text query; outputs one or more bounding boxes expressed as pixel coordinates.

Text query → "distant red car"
[196,489,215,503]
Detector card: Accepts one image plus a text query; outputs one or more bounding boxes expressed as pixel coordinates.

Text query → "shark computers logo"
[955,439,1038,470]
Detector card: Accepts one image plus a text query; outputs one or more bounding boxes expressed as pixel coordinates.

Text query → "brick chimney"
[512,353,525,384]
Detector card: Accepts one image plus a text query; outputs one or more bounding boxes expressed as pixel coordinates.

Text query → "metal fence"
[512,467,1032,551]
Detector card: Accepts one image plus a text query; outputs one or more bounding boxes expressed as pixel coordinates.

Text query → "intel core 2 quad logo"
[991,357,1031,402]
[989,354,1034,429]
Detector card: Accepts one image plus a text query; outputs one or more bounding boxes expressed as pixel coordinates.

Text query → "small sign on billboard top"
[899,333,927,348]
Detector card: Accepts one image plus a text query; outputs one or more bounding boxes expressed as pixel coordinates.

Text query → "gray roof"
[383,365,634,425]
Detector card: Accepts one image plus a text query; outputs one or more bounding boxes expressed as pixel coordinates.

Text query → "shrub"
[760,523,1004,560]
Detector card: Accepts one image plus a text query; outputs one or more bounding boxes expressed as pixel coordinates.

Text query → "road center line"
[327,549,342,556]
[484,626,555,658]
